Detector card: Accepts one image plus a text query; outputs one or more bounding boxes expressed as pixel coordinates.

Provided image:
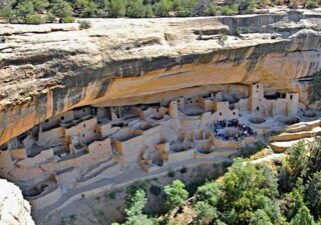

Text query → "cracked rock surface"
[0,179,35,225]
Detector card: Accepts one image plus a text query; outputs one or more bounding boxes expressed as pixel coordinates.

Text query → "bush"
[305,0,320,8]
[240,0,257,13]
[109,0,127,18]
[154,0,173,17]
[180,167,188,174]
[46,13,56,23]
[149,185,162,196]
[79,20,91,29]
[173,0,196,17]
[24,14,46,24]
[108,191,116,199]
[164,180,189,211]
[220,4,239,15]
[127,0,151,18]
[192,0,217,16]
[50,0,74,22]
[62,16,75,23]
[168,170,176,177]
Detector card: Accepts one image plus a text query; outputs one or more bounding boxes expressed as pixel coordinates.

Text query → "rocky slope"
[1,9,321,145]
[0,179,35,225]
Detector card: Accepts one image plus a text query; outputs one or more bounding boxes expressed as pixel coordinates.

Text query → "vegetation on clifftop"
[0,0,321,24]
[113,139,321,225]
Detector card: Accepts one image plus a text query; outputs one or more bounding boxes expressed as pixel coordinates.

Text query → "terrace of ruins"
[0,83,314,209]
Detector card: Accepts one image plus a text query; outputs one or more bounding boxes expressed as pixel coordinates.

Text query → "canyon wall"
[0,179,35,225]
[1,9,321,145]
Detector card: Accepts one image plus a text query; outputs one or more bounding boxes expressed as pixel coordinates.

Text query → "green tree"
[196,182,220,206]
[24,14,46,24]
[15,0,35,21]
[109,0,127,17]
[0,5,16,22]
[249,209,273,225]
[305,171,321,219]
[74,0,98,17]
[290,206,315,225]
[305,139,321,176]
[173,0,196,17]
[219,160,279,224]
[127,0,151,18]
[193,201,217,224]
[192,0,217,16]
[215,221,227,225]
[281,183,305,221]
[240,0,257,13]
[154,0,172,17]
[283,140,308,179]
[113,189,156,225]
[50,0,74,22]
[33,0,50,12]
[219,4,239,15]
[164,180,188,211]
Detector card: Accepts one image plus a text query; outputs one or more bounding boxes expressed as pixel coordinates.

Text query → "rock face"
[1,9,321,145]
[0,179,35,225]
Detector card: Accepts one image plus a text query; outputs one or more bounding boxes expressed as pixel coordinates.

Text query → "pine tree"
[164,180,188,211]
[249,209,273,225]
[290,206,315,225]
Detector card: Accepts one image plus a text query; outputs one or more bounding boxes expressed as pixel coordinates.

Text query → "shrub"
[46,13,56,23]
[240,0,257,13]
[220,4,239,15]
[149,185,162,196]
[249,209,273,225]
[79,20,91,29]
[108,191,116,199]
[164,180,188,211]
[305,0,320,8]
[173,0,196,17]
[194,201,218,224]
[193,0,217,16]
[290,206,316,225]
[180,167,188,174]
[154,0,173,17]
[0,5,16,23]
[122,189,155,225]
[168,170,176,177]
[50,0,74,22]
[62,16,75,23]
[24,14,46,24]
[109,0,127,18]
[126,0,153,18]
[235,27,242,37]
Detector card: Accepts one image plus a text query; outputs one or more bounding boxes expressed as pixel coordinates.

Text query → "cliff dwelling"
[0,82,307,210]
[2,7,321,225]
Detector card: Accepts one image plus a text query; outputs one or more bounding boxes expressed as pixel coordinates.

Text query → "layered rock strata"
[1,9,321,145]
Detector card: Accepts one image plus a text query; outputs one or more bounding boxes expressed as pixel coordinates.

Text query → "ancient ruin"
[0,82,305,210]
[2,7,321,224]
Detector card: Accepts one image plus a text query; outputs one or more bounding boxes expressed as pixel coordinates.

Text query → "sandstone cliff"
[1,9,321,145]
[0,179,35,225]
